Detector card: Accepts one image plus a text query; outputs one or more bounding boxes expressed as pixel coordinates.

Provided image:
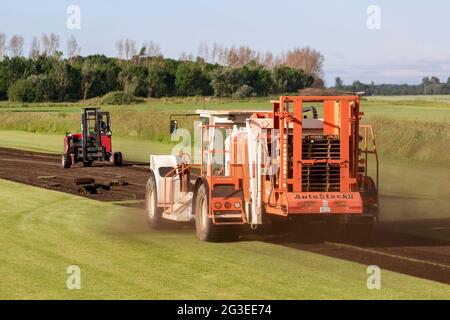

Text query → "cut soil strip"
[0,147,149,202]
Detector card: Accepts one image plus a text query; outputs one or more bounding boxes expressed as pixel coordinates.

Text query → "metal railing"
[360,124,379,190]
[162,162,200,213]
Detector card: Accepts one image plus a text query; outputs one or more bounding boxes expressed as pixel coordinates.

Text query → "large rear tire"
[362,177,379,218]
[113,152,123,166]
[62,154,71,169]
[146,172,163,229]
[195,184,238,242]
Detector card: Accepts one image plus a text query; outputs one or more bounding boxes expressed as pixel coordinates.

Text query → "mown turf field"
[1,179,449,299]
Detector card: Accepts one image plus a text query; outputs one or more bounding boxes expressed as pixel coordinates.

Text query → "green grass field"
[1,179,448,300]
[0,96,449,299]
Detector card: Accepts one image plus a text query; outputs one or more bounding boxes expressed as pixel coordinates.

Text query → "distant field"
[367,95,450,102]
[364,97,450,122]
[0,178,448,300]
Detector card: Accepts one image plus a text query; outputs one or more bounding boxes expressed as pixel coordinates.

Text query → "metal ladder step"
[162,199,193,222]
[214,213,243,219]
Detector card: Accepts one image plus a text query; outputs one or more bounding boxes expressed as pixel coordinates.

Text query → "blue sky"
[1,0,449,85]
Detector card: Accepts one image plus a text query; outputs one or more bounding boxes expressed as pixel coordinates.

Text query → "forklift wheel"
[113,152,123,166]
[83,161,92,167]
[62,154,71,169]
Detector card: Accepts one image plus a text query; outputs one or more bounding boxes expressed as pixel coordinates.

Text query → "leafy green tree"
[240,63,272,96]
[0,57,31,100]
[8,78,38,102]
[50,59,81,101]
[232,85,254,98]
[210,67,243,97]
[175,62,208,96]
[8,75,56,102]
[147,65,173,98]
[271,65,312,94]
[333,76,450,96]
[430,76,440,85]
[80,60,99,100]
[79,55,120,99]
[119,64,149,97]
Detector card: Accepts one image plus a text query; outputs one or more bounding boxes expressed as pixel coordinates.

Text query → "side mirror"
[170,120,178,134]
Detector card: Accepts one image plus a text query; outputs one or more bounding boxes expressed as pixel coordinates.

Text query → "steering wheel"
[214,165,225,176]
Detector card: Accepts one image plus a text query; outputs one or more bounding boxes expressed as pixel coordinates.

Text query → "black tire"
[195,184,239,242]
[113,152,123,166]
[145,172,163,229]
[62,154,71,169]
[362,177,379,220]
[83,161,92,167]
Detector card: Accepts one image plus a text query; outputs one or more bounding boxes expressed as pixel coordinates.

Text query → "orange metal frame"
[201,124,246,224]
[162,163,200,212]
[360,124,379,190]
[268,96,364,215]
[161,95,378,222]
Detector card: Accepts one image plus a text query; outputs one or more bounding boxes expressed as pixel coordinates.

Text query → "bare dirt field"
[0,147,449,285]
[0,147,149,203]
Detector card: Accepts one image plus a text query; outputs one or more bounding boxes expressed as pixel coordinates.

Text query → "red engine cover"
[101,134,112,153]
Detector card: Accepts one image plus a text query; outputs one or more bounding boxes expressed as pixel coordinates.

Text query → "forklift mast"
[81,108,102,162]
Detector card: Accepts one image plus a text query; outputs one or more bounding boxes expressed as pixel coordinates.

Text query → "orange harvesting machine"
[145,96,379,242]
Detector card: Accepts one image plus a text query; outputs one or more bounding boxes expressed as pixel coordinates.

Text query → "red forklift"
[62,108,123,168]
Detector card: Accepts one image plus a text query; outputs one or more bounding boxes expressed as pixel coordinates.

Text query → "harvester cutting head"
[62,107,123,168]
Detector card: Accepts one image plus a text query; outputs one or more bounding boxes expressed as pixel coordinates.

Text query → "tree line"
[0,33,325,102]
[334,76,450,95]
